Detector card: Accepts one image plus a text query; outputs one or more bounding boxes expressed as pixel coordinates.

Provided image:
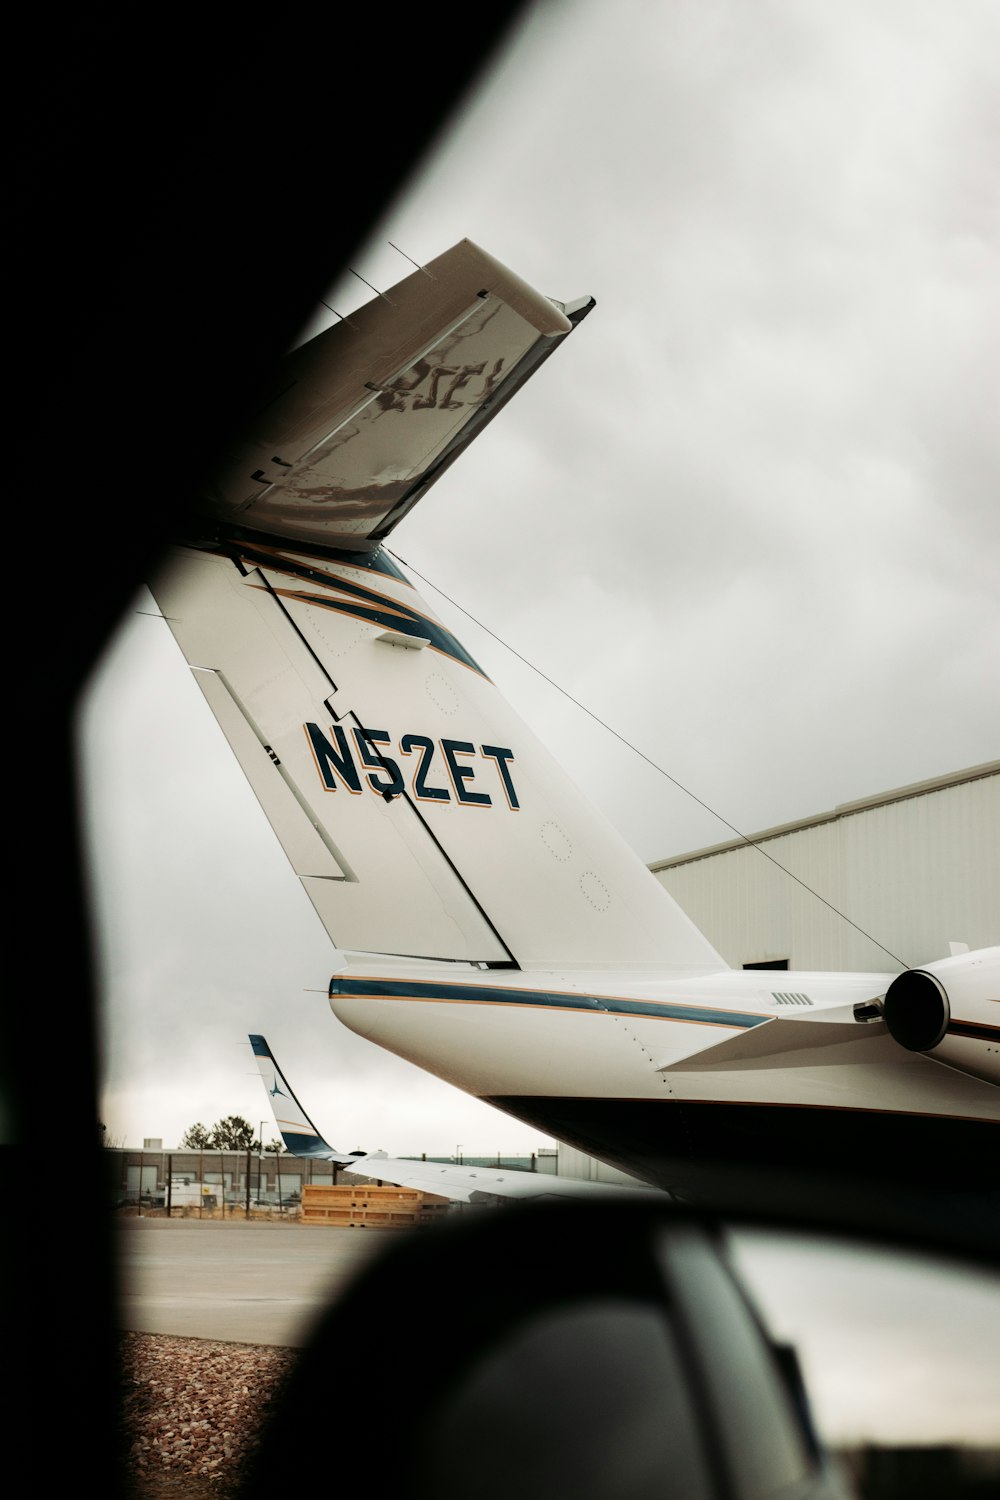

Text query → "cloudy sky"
[729,1230,1000,1446]
[81,0,998,1165]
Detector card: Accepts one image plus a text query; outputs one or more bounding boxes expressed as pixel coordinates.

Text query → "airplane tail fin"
[153,243,724,975]
[250,1032,658,1202]
[249,1034,353,1160]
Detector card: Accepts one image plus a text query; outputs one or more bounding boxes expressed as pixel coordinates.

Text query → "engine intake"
[880,948,999,1086]
[883,970,949,1053]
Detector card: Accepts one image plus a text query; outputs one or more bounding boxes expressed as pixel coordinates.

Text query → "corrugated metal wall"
[653,768,999,973]
[556,1145,645,1185]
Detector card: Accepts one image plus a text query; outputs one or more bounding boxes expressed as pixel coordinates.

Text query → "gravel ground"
[120,1332,297,1497]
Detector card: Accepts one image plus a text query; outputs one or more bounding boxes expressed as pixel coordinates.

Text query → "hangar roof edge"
[649,760,1000,872]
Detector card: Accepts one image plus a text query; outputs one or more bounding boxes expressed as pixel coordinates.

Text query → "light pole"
[257,1121,266,1206]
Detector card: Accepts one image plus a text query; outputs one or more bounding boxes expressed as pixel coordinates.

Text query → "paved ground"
[117,1216,393,1345]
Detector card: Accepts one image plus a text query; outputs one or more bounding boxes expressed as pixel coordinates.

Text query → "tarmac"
[115,1208,1000,1452]
[117,1215,394,1346]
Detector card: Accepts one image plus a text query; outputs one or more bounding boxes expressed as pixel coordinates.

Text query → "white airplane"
[250,1033,655,1203]
[150,239,999,1200]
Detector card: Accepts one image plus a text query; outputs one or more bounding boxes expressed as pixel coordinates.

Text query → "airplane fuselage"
[329,955,1000,1193]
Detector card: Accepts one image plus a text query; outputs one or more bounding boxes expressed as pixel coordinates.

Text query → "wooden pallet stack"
[301,1182,450,1228]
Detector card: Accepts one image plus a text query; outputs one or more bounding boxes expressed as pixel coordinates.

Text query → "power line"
[389,550,905,968]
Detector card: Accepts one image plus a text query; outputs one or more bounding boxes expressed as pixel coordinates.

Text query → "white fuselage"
[329,958,1000,1120]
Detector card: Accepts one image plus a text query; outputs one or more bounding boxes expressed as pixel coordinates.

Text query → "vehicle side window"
[417,1298,714,1500]
[662,1229,814,1500]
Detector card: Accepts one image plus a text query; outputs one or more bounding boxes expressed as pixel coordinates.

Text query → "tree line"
[180,1115,285,1152]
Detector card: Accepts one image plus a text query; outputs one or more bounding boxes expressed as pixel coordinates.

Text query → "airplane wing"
[250,1034,657,1205]
[249,1033,357,1162]
[336,1155,658,1205]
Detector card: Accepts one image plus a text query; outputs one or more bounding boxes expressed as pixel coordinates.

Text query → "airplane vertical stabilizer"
[151,242,724,975]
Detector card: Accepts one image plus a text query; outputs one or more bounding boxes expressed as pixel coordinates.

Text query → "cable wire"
[389,550,906,969]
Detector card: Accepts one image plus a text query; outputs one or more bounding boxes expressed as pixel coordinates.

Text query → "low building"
[107,1146,331,1209]
[651,761,998,973]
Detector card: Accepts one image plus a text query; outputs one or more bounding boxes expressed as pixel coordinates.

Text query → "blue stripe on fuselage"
[328,977,768,1030]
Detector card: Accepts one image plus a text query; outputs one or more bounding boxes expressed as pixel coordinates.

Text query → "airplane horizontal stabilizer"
[202,240,590,552]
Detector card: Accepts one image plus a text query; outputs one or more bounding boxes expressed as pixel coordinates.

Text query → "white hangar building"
[560,760,998,1185]
[650,760,999,975]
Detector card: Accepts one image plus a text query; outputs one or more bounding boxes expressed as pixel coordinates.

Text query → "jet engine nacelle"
[882,947,1000,1087]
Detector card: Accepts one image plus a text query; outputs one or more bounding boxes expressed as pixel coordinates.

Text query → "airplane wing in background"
[249,1034,657,1205]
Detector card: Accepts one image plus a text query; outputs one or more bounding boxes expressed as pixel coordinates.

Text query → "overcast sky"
[729,1230,1000,1447]
[81,1,998,1170]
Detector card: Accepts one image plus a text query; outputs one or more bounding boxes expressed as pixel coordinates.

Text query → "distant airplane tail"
[249,1033,352,1160]
[249,1032,658,1203]
[152,241,723,975]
